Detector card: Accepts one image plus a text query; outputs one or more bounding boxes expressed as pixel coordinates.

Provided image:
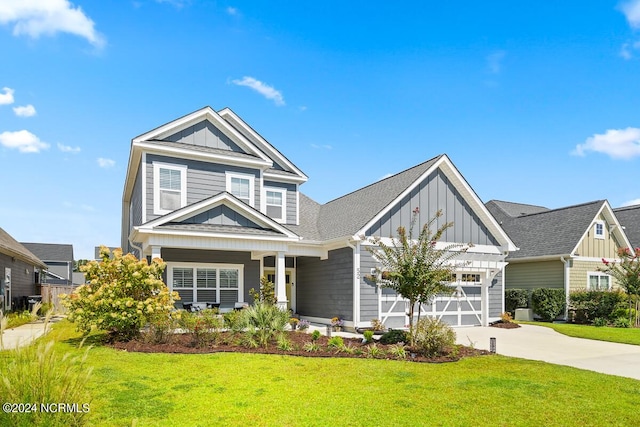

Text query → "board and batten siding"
[296,247,354,321]
[130,165,143,228]
[359,249,379,322]
[165,120,244,152]
[569,260,621,291]
[263,180,297,225]
[160,248,260,303]
[505,260,564,290]
[366,169,499,246]
[145,154,261,223]
[179,205,262,228]
[574,213,624,259]
[488,271,503,317]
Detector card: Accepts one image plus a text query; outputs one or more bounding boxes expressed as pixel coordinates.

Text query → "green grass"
[519,321,640,346]
[7,320,640,426]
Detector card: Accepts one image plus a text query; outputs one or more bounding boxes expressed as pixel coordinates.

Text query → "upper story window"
[226,172,254,207]
[594,220,605,240]
[153,162,187,215]
[265,187,287,223]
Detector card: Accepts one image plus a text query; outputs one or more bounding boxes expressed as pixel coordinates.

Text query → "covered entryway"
[265,268,295,311]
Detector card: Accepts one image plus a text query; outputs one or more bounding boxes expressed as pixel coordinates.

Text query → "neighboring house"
[122,106,516,328]
[486,199,632,295]
[22,243,75,286]
[0,227,47,311]
[613,204,640,248]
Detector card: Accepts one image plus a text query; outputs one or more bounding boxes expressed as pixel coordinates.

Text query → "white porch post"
[481,277,490,327]
[275,252,288,310]
[151,246,162,260]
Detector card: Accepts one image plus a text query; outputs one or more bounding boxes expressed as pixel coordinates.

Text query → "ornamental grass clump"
[414,317,456,357]
[241,302,289,348]
[60,246,179,341]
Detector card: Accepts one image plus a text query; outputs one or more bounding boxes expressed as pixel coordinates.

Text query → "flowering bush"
[330,317,344,328]
[60,246,179,340]
[297,319,310,330]
[601,247,640,326]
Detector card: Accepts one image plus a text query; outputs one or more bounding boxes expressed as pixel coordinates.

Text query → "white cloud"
[0,0,105,47]
[57,142,80,153]
[231,76,285,106]
[12,104,36,117]
[486,50,506,74]
[155,0,190,9]
[573,127,640,159]
[226,6,238,16]
[621,0,640,29]
[0,87,15,105]
[622,198,640,207]
[97,157,115,168]
[0,129,49,153]
[310,143,332,150]
[620,40,640,59]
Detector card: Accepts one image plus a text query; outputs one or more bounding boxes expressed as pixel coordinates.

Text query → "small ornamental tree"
[60,246,179,340]
[365,208,470,346]
[600,247,640,327]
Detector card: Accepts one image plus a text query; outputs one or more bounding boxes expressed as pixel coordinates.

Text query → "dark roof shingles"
[614,205,640,248]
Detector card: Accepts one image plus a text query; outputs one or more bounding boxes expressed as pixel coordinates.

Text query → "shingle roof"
[312,156,443,240]
[486,200,605,259]
[158,223,285,236]
[614,204,640,248]
[283,193,322,241]
[485,200,549,224]
[146,139,262,160]
[21,243,74,262]
[0,228,46,268]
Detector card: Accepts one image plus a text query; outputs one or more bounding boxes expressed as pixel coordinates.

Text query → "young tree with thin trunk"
[600,247,640,327]
[365,208,470,346]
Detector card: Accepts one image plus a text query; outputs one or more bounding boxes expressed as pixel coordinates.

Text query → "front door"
[265,269,294,312]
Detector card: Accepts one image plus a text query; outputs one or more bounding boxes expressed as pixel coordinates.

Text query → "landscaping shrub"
[569,290,627,324]
[505,289,530,313]
[0,340,92,427]
[310,330,321,341]
[179,309,223,346]
[144,310,180,344]
[240,302,289,347]
[593,317,607,327]
[413,317,456,357]
[379,329,409,344]
[613,317,631,328]
[531,288,565,321]
[363,330,374,343]
[60,247,178,341]
[327,336,345,350]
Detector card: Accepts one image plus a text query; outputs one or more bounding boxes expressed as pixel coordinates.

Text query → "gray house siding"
[160,248,260,304]
[179,205,262,228]
[145,154,261,223]
[1,254,39,308]
[488,271,503,317]
[359,249,379,322]
[264,180,297,225]
[165,120,243,152]
[131,165,143,228]
[366,169,499,246]
[296,247,353,321]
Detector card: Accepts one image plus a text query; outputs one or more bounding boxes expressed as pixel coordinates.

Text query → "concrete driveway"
[455,324,640,380]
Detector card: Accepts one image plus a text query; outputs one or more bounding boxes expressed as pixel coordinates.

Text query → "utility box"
[514,308,533,321]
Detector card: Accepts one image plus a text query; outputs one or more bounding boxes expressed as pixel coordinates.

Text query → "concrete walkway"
[455,324,640,380]
[0,316,62,351]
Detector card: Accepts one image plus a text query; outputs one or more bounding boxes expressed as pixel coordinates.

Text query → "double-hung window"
[153,162,187,215]
[169,264,243,308]
[265,187,287,223]
[226,172,254,207]
[588,272,611,290]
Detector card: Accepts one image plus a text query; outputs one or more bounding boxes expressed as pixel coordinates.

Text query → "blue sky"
[1,1,640,260]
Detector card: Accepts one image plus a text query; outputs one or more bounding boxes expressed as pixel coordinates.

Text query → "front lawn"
[3,320,632,426]
[519,321,640,346]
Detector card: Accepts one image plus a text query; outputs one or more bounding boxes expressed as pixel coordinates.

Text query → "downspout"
[560,256,570,320]
[129,238,143,259]
[347,241,360,329]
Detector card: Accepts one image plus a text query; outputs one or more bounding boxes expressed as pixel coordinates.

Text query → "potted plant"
[289,317,299,330]
[297,319,310,331]
[330,316,344,332]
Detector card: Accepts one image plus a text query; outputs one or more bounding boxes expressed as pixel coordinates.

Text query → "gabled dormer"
[122,107,307,251]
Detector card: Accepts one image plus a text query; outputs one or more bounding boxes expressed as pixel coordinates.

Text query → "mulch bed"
[109,331,491,363]
[490,321,521,329]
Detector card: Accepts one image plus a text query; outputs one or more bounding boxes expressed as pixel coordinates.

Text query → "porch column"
[151,246,162,260]
[480,277,490,327]
[275,251,288,310]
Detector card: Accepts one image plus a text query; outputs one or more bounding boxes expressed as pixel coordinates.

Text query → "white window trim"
[153,162,187,215]
[594,220,605,240]
[264,186,287,223]
[226,171,255,208]
[167,262,245,304]
[587,271,611,290]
